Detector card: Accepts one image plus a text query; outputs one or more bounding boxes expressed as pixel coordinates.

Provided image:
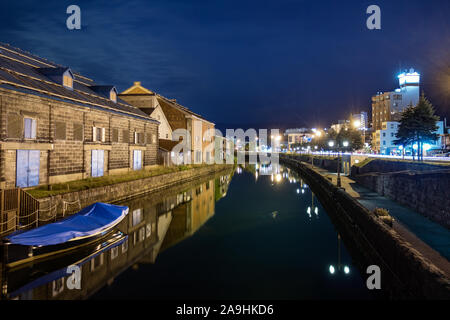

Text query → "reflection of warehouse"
[161,178,216,251]
[5,172,232,300]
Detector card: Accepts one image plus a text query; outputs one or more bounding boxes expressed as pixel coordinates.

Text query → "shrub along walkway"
[314,166,450,277]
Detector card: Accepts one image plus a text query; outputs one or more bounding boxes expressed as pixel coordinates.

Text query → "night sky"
[1,0,449,130]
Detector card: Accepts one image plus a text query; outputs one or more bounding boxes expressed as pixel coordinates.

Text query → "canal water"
[1,165,374,300]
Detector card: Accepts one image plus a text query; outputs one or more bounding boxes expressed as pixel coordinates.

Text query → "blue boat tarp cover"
[6,202,128,246]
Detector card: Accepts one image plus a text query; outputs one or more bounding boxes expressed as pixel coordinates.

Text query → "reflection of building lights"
[296,189,300,194]
[301,189,305,194]
[329,265,335,274]
[315,207,318,215]
[276,174,282,182]
[329,264,350,275]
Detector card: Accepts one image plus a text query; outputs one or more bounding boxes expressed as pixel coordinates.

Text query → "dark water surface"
[2,165,373,300]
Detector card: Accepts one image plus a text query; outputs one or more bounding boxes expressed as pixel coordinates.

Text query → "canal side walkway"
[314,166,450,277]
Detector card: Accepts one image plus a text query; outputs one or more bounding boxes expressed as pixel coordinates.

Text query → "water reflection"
[0,170,233,300]
[2,164,372,300]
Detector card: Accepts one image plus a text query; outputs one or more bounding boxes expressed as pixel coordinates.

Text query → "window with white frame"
[110,90,117,103]
[132,208,143,226]
[146,223,152,238]
[93,127,105,142]
[121,239,128,253]
[24,117,37,139]
[110,246,119,260]
[63,74,73,89]
[52,278,65,297]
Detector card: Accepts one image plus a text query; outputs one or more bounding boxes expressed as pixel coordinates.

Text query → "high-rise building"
[351,112,368,130]
[371,69,420,131]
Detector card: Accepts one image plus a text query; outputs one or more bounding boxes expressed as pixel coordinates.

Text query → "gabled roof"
[90,85,117,98]
[0,42,158,123]
[120,81,154,95]
[120,81,214,126]
[38,67,72,77]
[159,139,181,152]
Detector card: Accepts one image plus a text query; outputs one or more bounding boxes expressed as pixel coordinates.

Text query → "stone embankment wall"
[353,159,449,175]
[281,154,450,299]
[289,154,339,171]
[38,164,233,217]
[351,160,450,228]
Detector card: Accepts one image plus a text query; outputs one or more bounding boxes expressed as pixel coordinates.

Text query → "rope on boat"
[0,225,17,233]
[18,209,39,219]
[0,215,18,225]
[62,199,81,216]
[17,220,38,229]
[38,204,57,212]
[38,215,57,222]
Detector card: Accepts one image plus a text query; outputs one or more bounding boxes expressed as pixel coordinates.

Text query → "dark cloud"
[1,0,449,127]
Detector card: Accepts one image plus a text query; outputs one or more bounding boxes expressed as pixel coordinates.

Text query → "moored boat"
[1,202,129,269]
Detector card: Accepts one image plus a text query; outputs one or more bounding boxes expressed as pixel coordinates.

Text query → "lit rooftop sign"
[398,70,420,86]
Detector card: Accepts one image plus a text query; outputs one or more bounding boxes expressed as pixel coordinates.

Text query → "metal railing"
[0,188,40,237]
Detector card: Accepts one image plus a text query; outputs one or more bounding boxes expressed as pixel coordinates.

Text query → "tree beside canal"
[394,93,439,161]
[312,127,363,152]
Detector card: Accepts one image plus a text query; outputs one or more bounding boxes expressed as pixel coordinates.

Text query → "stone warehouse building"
[119,82,215,164]
[0,42,159,189]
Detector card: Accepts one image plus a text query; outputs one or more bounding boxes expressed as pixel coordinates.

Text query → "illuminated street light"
[353,120,360,128]
[328,141,334,147]
[343,141,349,147]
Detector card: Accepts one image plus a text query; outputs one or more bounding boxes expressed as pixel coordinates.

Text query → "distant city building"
[351,112,368,130]
[373,120,444,155]
[330,120,350,133]
[284,128,313,150]
[371,68,420,131]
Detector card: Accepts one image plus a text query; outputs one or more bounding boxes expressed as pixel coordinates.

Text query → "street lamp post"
[329,140,349,188]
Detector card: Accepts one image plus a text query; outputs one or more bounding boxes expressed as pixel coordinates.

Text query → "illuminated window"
[52,278,65,297]
[110,90,117,103]
[24,117,37,139]
[111,246,119,260]
[63,74,73,89]
[132,208,143,226]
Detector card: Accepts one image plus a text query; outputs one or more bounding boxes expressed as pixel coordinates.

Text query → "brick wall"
[0,88,158,187]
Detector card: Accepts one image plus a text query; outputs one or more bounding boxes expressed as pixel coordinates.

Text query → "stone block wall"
[38,164,233,217]
[352,170,450,228]
[0,88,159,188]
